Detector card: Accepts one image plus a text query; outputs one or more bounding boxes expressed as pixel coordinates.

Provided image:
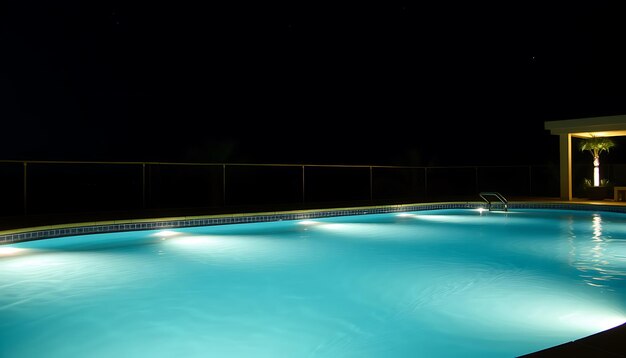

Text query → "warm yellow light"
[571,130,626,138]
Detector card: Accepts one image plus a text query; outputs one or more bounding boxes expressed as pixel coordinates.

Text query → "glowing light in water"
[152,230,181,239]
[299,221,365,232]
[165,235,210,246]
[298,220,320,226]
[318,223,350,230]
[414,214,477,223]
[520,294,626,332]
[0,246,26,257]
[559,310,625,332]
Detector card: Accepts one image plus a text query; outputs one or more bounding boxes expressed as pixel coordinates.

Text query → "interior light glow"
[396,213,417,218]
[477,208,486,213]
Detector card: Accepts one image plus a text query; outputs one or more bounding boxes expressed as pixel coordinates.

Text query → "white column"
[559,134,572,200]
[593,157,600,187]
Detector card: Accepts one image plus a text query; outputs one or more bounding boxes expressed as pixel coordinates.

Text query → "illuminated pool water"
[1,209,626,357]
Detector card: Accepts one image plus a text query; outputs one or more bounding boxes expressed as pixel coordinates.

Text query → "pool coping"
[2,201,626,245]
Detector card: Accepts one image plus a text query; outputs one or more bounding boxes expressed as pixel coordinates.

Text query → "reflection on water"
[567,213,626,289]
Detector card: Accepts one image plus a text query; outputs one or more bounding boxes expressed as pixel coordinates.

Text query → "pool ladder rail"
[479,192,508,212]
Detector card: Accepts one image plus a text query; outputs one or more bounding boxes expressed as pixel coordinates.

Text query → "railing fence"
[0,160,563,217]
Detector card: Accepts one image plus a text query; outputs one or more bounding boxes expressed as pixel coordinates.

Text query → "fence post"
[222,164,227,205]
[23,162,28,215]
[302,165,306,203]
[142,163,146,209]
[369,166,373,201]
[528,165,532,196]
[424,167,428,199]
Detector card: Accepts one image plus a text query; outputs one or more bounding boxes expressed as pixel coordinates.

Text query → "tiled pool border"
[2,201,626,245]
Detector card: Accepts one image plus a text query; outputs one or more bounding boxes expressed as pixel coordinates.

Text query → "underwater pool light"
[153,230,181,238]
[298,220,320,226]
[0,247,25,256]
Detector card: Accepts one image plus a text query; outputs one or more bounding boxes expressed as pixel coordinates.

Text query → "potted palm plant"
[579,136,615,199]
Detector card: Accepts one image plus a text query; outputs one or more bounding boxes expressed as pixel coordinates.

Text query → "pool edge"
[3,201,626,245]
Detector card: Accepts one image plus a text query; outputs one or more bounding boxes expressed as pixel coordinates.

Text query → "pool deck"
[2,197,626,357]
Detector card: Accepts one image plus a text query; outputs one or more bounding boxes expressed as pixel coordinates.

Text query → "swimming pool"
[1,208,626,357]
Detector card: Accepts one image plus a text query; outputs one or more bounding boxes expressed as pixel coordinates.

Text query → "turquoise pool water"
[1,209,626,357]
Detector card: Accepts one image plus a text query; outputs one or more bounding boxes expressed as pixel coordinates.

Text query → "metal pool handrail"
[479,192,508,211]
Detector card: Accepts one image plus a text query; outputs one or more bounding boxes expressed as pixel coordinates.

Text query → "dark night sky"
[2,1,626,165]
